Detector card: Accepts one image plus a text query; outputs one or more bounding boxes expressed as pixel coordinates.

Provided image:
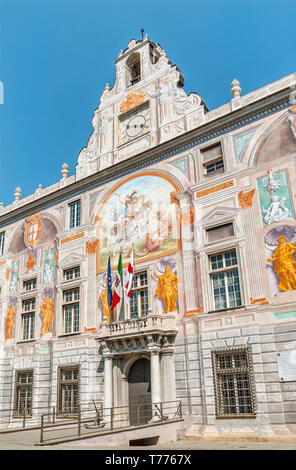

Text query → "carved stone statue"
[5,303,18,340]
[154,266,178,313]
[40,294,54,336]
[267,235,296,291]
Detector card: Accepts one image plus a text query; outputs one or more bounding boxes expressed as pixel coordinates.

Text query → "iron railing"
[0,400,103,431]
[38,400,182,445]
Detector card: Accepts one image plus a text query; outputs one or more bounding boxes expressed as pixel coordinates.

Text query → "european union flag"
[107,256,113,307]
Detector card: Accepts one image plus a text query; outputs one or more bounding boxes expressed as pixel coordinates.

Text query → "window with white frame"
[69,200,81,229]
[130,271,148,318]
[62,287,80,334]
[14,370,34,417]
[209,250,242,311]
[0,232,5,255]
[22,298,35,340]
[212,347,256,417]
[57,366,80,415]
[23,278,37,292]
[201,142,224,177]
[63,266,80,281]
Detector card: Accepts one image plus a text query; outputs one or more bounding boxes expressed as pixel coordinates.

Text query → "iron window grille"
[130,271,148,318]
[63,266,80,281]
[62,288,80,334]
[14,370,34,418]
[209,250,242,311]
[0,232,5,255]
[22,298,35,340]
[212,346,257,418]
[23,278,37,292]
[57,366,80,416]
[69,200,81,229]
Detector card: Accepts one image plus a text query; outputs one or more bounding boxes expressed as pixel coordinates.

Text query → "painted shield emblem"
[25,213,42,247]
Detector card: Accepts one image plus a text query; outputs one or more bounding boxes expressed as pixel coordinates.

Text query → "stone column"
[103,346,113,425]
[161,347,177,418]
[150,350,161,421]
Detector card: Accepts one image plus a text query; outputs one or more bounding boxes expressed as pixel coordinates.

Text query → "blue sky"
[0,0,295,207]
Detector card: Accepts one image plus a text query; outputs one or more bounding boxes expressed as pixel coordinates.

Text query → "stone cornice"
[0,87,292,229]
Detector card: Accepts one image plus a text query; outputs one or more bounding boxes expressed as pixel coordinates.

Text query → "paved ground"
[0,428,296,450]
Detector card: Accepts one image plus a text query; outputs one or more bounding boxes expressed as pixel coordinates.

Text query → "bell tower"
[76,34,207,180]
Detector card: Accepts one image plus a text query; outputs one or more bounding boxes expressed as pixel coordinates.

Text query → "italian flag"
[125,249,134,303]
[111,252,123,310]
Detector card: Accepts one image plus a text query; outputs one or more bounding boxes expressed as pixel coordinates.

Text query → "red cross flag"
[124,249,134,303]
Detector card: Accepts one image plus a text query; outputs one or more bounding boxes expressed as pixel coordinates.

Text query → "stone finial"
[14,187,21,201]
[61,163,69,179]
[231,79,242,98]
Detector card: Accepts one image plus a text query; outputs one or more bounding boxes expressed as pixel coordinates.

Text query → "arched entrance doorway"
[128,358,152,425]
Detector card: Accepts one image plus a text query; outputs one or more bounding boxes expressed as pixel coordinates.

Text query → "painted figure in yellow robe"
[154,266,178,313]
[267,235,296,291]
[100,284,114,322]
[5,303,18,340]
[40,294,54,336]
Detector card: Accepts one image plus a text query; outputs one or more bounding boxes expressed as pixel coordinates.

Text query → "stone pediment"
[202,206,240,226]
[58,253,85,268]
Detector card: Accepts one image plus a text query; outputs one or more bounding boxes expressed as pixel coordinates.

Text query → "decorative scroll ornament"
[26,252,36,274]
[86,240,98,255]
[263,170,281,194]
[24,212,42,248]
[120,91,146,113]
[238,189,256,208]
[154,265,178,313]
[267,236,296,291]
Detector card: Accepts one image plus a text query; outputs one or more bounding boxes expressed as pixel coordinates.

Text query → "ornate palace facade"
[0,35,296,440]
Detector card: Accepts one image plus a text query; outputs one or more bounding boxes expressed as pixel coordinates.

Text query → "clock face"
[126,114,146,137]
[119,104,150,145]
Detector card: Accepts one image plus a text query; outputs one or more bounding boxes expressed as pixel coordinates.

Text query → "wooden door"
[128,358,152,425]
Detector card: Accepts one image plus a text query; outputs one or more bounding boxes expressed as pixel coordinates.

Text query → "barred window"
[69,200,81,229]
[23,278,37,292]
[212,347,256,417]
[0,232,5,255]
[63,288,80,334]
[130,272,148,318]
[58,366,80,415]
[209,250,242,311]
[64,266,80,281]
[14,370,34,417]
[22,298,35,340]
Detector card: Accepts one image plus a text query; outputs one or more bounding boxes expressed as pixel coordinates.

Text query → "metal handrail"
[38,400,183,445]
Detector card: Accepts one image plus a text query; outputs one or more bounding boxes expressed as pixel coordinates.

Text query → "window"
[130,272,148,318]
[58,366,80,415]
[69,200,81,229]
[212,347,256,417]
[201,143,224,177]
[63,266,80,281]
[209,250,242,310]
[62,288,80,334]
[206,223,234,244]
[23,278,37,292]
[14,370,33,417]
[22,298,35,340]
[0,232,5,255]
[126,52,141,87]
